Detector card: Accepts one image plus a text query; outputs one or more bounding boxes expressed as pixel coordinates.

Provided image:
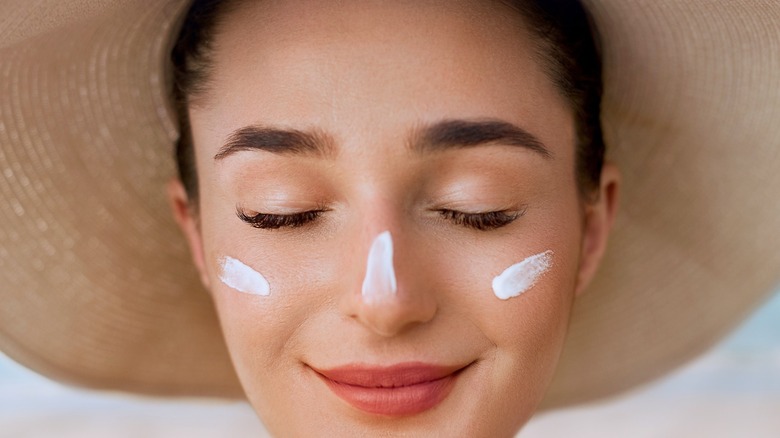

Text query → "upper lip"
[311,362,467,388]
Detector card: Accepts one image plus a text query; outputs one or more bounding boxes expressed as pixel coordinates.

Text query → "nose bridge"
[341,204,437,337]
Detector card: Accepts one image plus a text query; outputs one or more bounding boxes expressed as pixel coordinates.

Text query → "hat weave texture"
[0,0,778,407]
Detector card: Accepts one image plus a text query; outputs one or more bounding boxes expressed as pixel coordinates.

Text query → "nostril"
[361,230,397,304]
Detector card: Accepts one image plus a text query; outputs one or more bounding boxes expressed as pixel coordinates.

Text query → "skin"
[168,0,620,436]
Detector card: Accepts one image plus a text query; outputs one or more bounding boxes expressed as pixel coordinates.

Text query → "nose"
[342,230,437,337]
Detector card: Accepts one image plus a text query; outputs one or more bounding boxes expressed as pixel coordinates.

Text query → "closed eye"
[236,207,325,229]
[438,207,525,231]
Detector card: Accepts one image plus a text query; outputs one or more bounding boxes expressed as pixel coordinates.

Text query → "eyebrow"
[412,119,553,159]
[214,126,336,160]
[214,118,552,160]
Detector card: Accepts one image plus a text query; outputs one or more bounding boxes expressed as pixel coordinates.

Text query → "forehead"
[212,0,528,62]
[193,0,572,161]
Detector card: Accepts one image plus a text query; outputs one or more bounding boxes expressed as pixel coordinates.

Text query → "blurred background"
[1,290,778,437]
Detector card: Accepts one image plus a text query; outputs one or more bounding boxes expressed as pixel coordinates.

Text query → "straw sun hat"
[1,0,779,409]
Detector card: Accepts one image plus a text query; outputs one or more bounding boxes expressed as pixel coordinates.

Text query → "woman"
[1,0,778,436]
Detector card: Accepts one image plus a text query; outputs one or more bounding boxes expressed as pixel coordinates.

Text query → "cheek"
[482,227,580,368]
[433,240,578,355]
[409,230,577,428]
[484,265,577,362]
[427,215,580,387]
[204,237,343,393]
[481,269,576,425]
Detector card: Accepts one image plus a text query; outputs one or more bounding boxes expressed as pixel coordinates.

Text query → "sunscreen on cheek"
[492,250,553,300]
[219,256,270,296]
[361,231,397,303]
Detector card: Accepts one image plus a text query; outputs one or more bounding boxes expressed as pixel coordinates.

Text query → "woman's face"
[172,0,617,436]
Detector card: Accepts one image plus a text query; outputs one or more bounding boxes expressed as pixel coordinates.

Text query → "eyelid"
[434,202,528,216]
[236,205,328,229]
[437,205,527,231]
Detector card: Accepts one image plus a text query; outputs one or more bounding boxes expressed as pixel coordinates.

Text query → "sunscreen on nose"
[492,250,553,300]
[361,231,397,303]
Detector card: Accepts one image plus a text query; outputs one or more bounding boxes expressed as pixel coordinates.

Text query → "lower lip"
[315,369,461,417]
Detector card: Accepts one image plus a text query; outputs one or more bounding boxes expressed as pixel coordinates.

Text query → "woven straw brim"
[0,0,779,408]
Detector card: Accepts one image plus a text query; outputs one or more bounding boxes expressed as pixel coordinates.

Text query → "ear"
[167,178,211,289]
[574,162,620,296]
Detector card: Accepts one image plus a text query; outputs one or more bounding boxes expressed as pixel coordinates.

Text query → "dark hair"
[506,0,605,200]
[171,0,604,206]
[171,0,236,205]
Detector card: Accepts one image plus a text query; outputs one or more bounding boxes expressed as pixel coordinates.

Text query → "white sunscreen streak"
[492,250,554,300]
[361,231,397,303]
[219,256,270,296]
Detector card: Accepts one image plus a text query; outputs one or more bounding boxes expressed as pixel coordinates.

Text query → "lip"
[310,362,467,417]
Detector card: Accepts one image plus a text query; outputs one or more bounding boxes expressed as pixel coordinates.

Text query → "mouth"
[309,361,470,417]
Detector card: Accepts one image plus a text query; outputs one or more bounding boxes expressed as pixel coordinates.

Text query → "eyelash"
[236,208,325,230]
[437,208,523,230]
[237,206,525,231]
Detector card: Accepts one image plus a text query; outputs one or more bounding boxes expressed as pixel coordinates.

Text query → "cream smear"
[361,231,398,303]
[492,250,553,300]
[219,256,270,296]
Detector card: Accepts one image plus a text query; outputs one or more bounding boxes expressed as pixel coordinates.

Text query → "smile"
[310,362,469,416]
